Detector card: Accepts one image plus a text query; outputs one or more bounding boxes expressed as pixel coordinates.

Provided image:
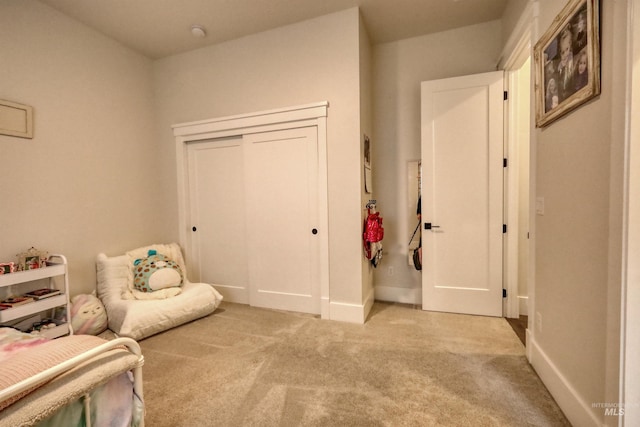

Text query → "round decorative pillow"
[133,250,183,293]
[70,294,108,335]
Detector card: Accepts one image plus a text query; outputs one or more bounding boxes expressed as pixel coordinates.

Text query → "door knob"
[192,226,197,232]
[312,228,318,235]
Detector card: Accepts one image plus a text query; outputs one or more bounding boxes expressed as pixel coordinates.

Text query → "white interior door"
[421,71,504,317]
[187,137,250,303]
[244,127,320,314]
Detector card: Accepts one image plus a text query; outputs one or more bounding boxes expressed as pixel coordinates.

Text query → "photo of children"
[574,50,588,91]
[535,0,599,127]
[542,3,589,113]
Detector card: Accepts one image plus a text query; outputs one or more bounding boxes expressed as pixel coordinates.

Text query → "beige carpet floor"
[138,301,571,426]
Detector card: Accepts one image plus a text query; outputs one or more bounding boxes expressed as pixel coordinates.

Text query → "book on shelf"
[24,288,61,300]
[1,296,35,307]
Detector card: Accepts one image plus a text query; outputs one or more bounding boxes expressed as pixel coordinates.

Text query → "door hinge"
[503,289,507,298]
[504,91,508,101]
[503,224,507,233]
[503,158,508,168]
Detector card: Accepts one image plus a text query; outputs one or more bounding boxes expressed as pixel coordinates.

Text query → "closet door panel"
[187,138,249,303]
[244,127,320,314]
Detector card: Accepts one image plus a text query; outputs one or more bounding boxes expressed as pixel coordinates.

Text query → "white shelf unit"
[0,254,72,339]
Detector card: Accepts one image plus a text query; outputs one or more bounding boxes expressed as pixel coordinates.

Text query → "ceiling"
[38,0,508,59]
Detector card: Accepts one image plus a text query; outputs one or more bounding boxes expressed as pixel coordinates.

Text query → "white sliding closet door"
[244,127,320,314]
[187,137,250,303]
[177,103,328,317]
[186,127,321,315]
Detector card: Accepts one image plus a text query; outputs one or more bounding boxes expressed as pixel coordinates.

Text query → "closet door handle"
[312,228,318,235]
[424,223,440,230]
[192,226,197,232]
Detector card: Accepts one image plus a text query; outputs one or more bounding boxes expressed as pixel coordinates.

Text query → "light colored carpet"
[138,301,571,426]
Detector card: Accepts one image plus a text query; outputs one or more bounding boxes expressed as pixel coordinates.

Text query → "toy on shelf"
[16,247,49,271]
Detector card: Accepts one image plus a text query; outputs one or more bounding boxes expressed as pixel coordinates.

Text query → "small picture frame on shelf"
[0,262,16,274]
[17,247,49,271]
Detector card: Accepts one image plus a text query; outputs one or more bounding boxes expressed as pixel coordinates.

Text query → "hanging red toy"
[363,202,384,267]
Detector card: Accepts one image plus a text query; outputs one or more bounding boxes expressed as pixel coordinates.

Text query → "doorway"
[505,55,532,343]
[418,56,532,323]
[500,11,533,341]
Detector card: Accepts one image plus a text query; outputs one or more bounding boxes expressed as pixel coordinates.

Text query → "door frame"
[173,102,330,318]
[498,1,535,322]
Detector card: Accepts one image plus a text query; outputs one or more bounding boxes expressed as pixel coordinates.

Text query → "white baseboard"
[374,285,421,305]
[214,284,249,304]
[529,335,603,427]
[518,295,528,316]
[328,288,375,324]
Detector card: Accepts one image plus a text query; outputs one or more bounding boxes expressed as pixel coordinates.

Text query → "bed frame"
[0,337,144,427]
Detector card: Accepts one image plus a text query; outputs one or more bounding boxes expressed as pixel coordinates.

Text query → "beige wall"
[0,1,161,295]
[152,9,366,309]
[501,0,530,47]
[531,0,627,424]
[371,20,502,299]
